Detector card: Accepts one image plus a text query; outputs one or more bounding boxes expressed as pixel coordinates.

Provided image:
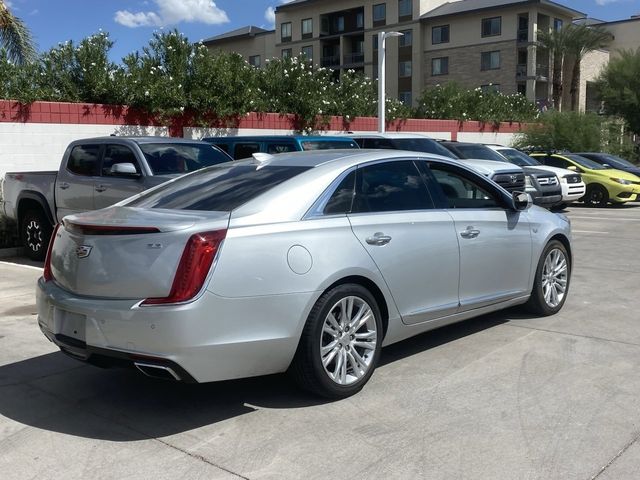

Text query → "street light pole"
[377,31,403,133]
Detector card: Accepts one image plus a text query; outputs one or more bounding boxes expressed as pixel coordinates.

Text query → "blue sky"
[6,0,640,62]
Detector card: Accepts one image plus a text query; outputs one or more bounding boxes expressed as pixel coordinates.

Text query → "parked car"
[486,145,586,209]
[576,152,640,178]
[1,137,231,259]
[201,135,359,159]
[440,141,563,208]
[37,150,572,398]
[347,133,527,193]
[531,152,640,207]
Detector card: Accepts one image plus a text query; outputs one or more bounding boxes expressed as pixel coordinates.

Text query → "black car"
[576,153,640,178]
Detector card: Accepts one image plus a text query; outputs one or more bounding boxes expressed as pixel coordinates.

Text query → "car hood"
[528,165,579,179]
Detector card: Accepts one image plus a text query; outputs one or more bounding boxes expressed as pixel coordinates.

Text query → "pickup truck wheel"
[21,210,52,261]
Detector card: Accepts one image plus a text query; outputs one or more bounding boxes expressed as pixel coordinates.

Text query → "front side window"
[67,145,100,176]
[139,143,230,174]
[102,145,141,176]
[481,16,501,37]
[399,60,412,77]
[428,165,501,209]
[302,18,313,37]
[281,22,292,42]
[125,164,311,212]
[398,0,412,18]
[432,56,449,76]
[481,50,501,70]
[373,3,386,23]
[352,161,433,213]
[432,25,449,44]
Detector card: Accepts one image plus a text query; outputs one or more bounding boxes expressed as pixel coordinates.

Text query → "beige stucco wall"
[605,19,640,58]
[206,33,275,65]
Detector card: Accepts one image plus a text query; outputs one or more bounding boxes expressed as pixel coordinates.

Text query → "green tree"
[513,111,603,152]
[596,48,640,135]
[564,24,611,111]
[537,26,570,111]
[0,0,36,64]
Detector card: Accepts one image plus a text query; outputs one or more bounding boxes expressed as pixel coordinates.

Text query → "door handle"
[58,182,70,190]
[366,232,392,246]
[95,185,107,193]
[460,226,481,239]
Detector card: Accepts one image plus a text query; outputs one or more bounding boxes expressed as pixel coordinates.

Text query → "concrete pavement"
[1,204,640,479]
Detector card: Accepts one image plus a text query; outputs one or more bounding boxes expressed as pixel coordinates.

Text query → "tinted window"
[67,145,100,176]
[125,164,310,211]
[582,153,636,169]
[299,140,359,150]
[541,156,570,169]
[324,171,355,215]
[391,139,457,158]
[267,143,297,154]
[353,161,433,213]
[363,138,394,149]
[139,143,229,175]
[429,165,500,209]
[449,144,506,162]
[102,145,141,176]
[234,143,260,159]
[497,148,540,167]
[564,154,608,170]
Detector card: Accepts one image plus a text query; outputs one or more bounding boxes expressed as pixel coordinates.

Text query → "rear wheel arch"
[17,192,54,227]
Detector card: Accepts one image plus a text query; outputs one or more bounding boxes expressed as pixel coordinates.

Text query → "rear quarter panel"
[2,172,57,221]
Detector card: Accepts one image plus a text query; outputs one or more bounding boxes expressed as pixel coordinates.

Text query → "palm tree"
[565,24,611,111]
[0,0,36,64]
[537,26,569,111]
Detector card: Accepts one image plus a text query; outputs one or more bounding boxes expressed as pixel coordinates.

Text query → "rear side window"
[543,156,570,169]
[267,142,297,154]
[125,164,310,211]
[234,143,260,159]
[324,171,356,215]
[139,143,229,175]
[102,145,141,176]
[300,140,359,150]
[352,161,433,213]
[67,145,100,176]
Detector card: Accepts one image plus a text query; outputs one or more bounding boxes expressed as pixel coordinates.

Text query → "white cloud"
[595,0,622,4]
[115,0,229,28]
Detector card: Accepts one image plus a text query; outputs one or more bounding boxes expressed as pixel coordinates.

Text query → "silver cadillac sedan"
[37,150,572,398]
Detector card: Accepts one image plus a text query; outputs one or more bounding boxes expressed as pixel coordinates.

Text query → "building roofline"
[421,0,586,21]
[202,26,274,45]
[596,16,640,27]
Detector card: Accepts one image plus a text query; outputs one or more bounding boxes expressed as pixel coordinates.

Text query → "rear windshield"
[391,139,457,158]
[451,144,507,162]
[139,143,230,175]
[300,140,358,150]
[125,163,311,211]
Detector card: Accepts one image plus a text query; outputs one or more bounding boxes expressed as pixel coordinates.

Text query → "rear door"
[425,162,532,310]
[55,144,101,220]
[94,143,147,209]
[347,159,460,325]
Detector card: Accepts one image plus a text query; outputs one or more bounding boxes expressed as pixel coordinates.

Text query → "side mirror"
[512,191,532,211]
[566,165,578,171]
[110,163,140,177]
[602,163,611,168]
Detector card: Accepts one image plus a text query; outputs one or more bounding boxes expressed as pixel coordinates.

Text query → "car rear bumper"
[36,277,315,383]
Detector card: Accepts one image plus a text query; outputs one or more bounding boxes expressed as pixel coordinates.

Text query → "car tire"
[290,284,383,399]
[583,184,608,207]
[525,240,571,316]
[21,209,52,261]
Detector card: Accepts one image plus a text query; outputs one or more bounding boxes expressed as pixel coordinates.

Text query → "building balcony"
[343,52,364,65]
[516,64,550,80]
[321,55,341,68]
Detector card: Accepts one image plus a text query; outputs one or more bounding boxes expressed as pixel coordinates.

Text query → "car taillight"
[43,223,61,282]
[141,230,227,306]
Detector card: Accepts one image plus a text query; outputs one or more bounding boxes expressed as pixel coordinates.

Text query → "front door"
[94,144,146,209]
[55,144,101,221]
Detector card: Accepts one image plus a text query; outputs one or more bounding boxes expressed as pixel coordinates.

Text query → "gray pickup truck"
[1,136,231,259]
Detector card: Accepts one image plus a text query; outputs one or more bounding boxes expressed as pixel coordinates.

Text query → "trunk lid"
[51,206,229,299]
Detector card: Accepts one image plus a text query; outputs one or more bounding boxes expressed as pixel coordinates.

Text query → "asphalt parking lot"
[1,204,640,480]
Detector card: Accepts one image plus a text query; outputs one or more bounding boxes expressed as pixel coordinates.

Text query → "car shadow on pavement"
[0,311,514,442]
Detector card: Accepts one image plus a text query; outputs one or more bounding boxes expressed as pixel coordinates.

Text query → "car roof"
[202,135,356,141]
[347,133,437,139]
[70,136,211,145]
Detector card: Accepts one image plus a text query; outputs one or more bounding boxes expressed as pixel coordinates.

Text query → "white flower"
[145,90,150,96]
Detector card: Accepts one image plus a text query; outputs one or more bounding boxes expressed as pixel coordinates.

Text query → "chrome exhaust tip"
[134,362,181,381]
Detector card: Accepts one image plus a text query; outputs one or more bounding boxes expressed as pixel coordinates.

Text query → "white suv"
[487,145,586,207]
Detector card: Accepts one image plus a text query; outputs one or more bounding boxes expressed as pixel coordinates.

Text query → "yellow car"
[531,153,640,207]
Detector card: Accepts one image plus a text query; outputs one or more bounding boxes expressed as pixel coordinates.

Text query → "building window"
[373,3,386,23]
[281,22,292,42]
[373,34,379,50]
[357,11,364,28]
[481,84,500,93]
[302,18,313,38]
[399,29,412,47]
[554,18,563,31]
[301,45,313,61]
[399,60,412,77]
[481,17,501,37]
[336,16,345,32]
[399,91,412,106]
[432,57,448,76]
[282,48,292,59]
[481,51,501,70]
[398,0,412,18]
[249,55,261,67]
[432,25,449,44]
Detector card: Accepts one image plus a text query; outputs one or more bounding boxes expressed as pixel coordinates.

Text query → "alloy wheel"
[541,248,568,308]
[25,219,43,252]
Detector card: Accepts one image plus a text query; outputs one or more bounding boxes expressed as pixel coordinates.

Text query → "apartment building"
[202,0,626,110]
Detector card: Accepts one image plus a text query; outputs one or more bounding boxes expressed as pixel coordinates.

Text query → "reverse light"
[43,224,62,282]
[141,230,227,306]
[610,177,631,185]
